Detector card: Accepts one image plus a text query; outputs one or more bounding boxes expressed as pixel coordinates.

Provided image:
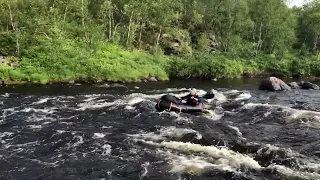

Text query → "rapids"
[0,79,319,180]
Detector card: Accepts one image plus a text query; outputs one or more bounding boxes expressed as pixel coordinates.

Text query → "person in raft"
[180,88,201,106]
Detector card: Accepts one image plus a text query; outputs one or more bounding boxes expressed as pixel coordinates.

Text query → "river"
[0,78,320,180]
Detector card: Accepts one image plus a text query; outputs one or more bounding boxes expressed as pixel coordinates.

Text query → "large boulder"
[259,77,291,91]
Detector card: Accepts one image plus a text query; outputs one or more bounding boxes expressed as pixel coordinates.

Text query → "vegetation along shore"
[0,0,319,85]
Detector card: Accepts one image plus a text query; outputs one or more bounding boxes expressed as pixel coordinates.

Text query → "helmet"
[190,88,197,95]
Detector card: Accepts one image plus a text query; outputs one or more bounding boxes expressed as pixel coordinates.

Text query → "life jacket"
[186,96,198,105]
[191,98,197,104]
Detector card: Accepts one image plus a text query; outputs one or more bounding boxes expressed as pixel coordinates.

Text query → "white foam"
[0,132,14,139]
[196,89,208,96]
[139,162,150,180]
[25,115,56,123]
[102,126,113,129]
[268,164,320,180]
[235,92,252,101]
[243,103,320,127]
[102,144,112,155]
[224,90,240,95]
[160,127,202,140]
[228,125,243,138]
[128,97,145,105]
[264,111,272,117]
[22,107,56,114]
[92,133,106,139]
[56,130,67,134]
[166,153,229,174]
[141,140,261,175]
[128,125,261,171]
[2,93,10,97]
[204,108,225,121]
[164,88,188,92]
[32,98,51,105]
[29,159,60,167]
[165,111,193,123]
[125,105,135,110]
[210,89,227,102]
[27,125,42,129]
[124,93,164,100]
[1,108,17,122]
[158,141,261,169]
[72,135,84,147]
[76,99,124,111]
[128,126,202,142]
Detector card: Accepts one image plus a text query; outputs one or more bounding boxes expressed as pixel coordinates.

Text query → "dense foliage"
[0,0,319,83]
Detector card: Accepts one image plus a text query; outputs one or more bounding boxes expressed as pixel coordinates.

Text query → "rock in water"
[259,77,291,91]
[288,82,300,89]
[147,77,158,82]
[299,81,320,90]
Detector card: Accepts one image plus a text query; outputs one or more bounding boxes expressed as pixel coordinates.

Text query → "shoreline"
[2,75,319,86]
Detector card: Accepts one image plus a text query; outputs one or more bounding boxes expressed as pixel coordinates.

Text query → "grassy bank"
[1,1,319,85]
[169,53,320,80]
[0,37,171,84]
[1,37,320,85]
[1,0,320,85]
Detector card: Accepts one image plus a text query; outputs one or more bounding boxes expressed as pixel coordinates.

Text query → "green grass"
[0,36,170,84]
[167,53,320,79]
[0,35,319,84]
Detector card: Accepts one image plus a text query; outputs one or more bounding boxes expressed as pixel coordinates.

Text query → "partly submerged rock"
[288,82,300,89]
[259,77,291,91]
[147,77,158,82]
[68,80,75,84]
[299,81,320,90]
[109,83,127,88]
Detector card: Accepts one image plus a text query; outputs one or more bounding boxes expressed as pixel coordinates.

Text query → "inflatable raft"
[156,99,205,113]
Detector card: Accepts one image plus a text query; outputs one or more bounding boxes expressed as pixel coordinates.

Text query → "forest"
[0,0,319,84]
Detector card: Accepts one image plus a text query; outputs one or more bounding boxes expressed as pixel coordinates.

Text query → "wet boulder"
[147,76,158,82]
[110,83,128,88]
[299,81,319,90]
[288,82,300,89]
[202,92,215,99]
[259,77,291,91]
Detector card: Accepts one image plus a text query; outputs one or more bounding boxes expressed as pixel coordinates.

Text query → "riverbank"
[1,0,320,86]
[1,42,320,86]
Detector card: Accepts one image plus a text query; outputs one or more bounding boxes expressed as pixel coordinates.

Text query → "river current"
[0,79,319,180]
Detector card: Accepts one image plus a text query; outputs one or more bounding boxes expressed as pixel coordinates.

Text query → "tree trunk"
[63,6,68,22]
[81,0,85,27]
[156,27,162,46]
[255,22,263,57]
[138,21,144,48]
[7,3,20,56]
[81,0,88,40]
[313,33,318,54]
[112,23,120,40]
[108,6,112,40]
[127,11,134,46]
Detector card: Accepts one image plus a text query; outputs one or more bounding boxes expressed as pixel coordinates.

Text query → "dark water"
[1,79,320,180]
